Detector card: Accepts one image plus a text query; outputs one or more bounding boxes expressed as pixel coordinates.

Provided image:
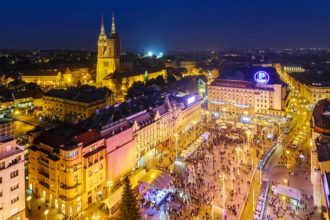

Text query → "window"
[10,170,19,179]
[0,162,5,170]
[65,150,78,159]
[11,184,19,191]
[11,196,19,204]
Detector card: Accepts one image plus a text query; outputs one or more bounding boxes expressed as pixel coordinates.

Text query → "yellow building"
[22,68,73,88]
[28,128,107,219]
[28,94,202,217]
[39,86,113,121]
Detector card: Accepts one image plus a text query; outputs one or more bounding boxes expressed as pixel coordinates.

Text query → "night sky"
[1,0,330,51]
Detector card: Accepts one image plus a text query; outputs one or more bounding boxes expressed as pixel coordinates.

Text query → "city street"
[143,115,272,220]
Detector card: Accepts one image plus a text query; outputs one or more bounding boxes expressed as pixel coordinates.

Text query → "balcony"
[38,170,49,178]
[38,158,49,167]
[7,158,21,168]
[39,180,50,189]
[60,182,81,190]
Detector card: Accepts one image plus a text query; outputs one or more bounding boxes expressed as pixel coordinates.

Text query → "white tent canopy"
[274,184,302,201]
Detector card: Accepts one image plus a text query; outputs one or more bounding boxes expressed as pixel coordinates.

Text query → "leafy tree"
[118,176,140,220]
[126,81,145,98]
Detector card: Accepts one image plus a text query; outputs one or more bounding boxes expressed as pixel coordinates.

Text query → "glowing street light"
[236,146,242,175]
[44,209,49,220]
[27,196,32,210]
[284,179,288,185]
[230,165,234,191]
[219,174,227,209]
[174,133,179,160]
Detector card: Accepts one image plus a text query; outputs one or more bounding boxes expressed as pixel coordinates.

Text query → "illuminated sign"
[254,71,270,84]
[187,96,195,105]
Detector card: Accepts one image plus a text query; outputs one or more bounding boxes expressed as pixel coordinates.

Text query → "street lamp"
[192,120,197,136]
[174,133,179,160]
[219,174,227,209]
[236,146,242,176]
[27,196,32,210]
[44,209,49,220]
[284,179,288,185]
[230,165,234,191]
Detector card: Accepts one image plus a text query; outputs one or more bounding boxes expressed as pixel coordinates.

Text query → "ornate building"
[96,15,121,85]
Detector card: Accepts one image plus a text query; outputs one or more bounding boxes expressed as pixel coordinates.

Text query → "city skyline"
[1,0,330,51]
[1,1,330,219]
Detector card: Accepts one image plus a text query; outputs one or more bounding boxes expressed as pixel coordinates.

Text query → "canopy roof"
[274,184,302,201]
[139,170,172,189]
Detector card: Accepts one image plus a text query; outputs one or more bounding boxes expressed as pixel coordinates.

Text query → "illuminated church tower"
[96,14,121,84]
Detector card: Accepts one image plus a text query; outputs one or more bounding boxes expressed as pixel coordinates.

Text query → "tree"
[126,81,145,98]
[118,176,140,220]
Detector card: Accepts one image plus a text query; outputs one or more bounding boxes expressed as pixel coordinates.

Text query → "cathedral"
[96,14,167,101]
[96,14,121,84]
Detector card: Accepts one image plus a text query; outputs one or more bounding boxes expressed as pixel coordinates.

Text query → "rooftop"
[34,124,83,151]
[44,85,111,103]
[217,66,284,85]
[290,69,330,87]
[105,66,164,79]
[74,129,102,147]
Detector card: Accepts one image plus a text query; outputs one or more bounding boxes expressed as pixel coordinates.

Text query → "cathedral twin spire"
[99,13,117,40]
[111,13,116,34]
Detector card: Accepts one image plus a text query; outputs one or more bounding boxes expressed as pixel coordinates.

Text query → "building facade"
[28,94,202,218]
[22,68,73,87]
[0,119,25,220]
[208,77,286,117]
[276,64,330,105]
[310,98,330,217]
[39,86,113,121]
[28,129,107,219]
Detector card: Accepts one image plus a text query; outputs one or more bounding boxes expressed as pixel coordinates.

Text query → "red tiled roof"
[74,129,102,147]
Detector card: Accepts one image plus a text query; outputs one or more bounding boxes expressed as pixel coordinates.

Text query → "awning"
[139,170,172,190]
[274,184,302,201]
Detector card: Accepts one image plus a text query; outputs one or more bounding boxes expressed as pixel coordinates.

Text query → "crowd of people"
[167,119,259,219]
[266,192,317,220]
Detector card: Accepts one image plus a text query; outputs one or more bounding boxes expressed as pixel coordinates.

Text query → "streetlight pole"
[27,196,31,210]
[230,165,234,191]
[44,209,49,220]
[236,146,242,176]
[174,133,179,161]
[219,174,227,209]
